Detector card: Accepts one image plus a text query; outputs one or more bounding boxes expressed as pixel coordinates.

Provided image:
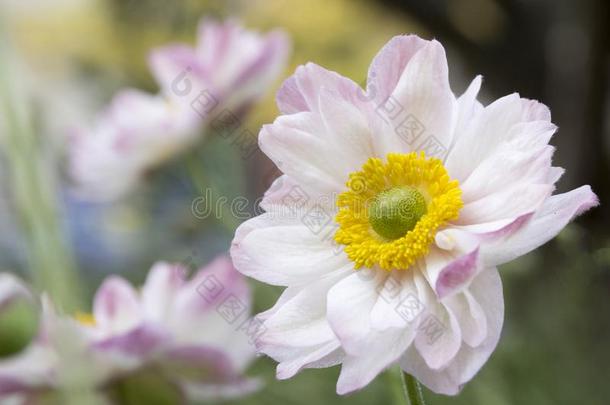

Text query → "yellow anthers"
[334,152,463,271]
[74,312,97,327]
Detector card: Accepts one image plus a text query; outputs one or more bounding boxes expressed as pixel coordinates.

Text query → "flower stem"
[0,32,83,312]
[401,370,427,405]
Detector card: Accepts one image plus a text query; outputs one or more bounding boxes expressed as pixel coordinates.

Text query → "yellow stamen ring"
[334,152,463,271]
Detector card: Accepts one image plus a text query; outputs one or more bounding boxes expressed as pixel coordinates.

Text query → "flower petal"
[445,291,487,348]
[326,270,388,355]
[172,256,250,325]
[446,94,552,182]
[366,35,428,107]
[481,185,598,266]
[258,267,350,379]
[369,270,420,331]
[259,113,345,194]
[141,262,187,323]
[336,328,414,395]
[390,40,457,156]
[456,183,553,225]
[401,267,503,395]
[276,63,362,114]
[435,248,480,300]
[413,274,462,370]
[262,82,373,194]
[93,276,142,335]
[94,324,169,358]
[171,257,255,371]
[232,213,348,287]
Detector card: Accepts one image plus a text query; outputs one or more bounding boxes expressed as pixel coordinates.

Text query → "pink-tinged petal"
[93,276,142,335]
[456,183,553,225]
[365,35,428,106]
[453,212,534,241]
[258,175,306,212]
[401,268,503,395]
[169,256,256,372]
[367,38,457,159]
[276,75,308,114]
[148,44,208,98]
[141,262,187,323]
[174,255,249,316]
[413,273,462,370]
[318,88,375,174]
[259,113,345,194]
[276,63,362,114]
[336,328,414,395]
[195,18,239,68]
[460,140,556,205]
[454,76,483,136]
[229,30,289,93]
[231,213,348,287]
[0,376,27,395]
[263,72,373,195]
[0,345,56,394]
[435,248,480,300]
[389,40,457,156]
[446,291,487,348]
[152,19,290,117]
[481,185,598,267]
[428,229,479,279]
[258,268,350,379]
[446,94,552,182]
[193,20,288,101]
[69,89,199,201]
[95,324,169,358]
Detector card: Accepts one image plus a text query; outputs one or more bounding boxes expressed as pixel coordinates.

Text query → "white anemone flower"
[230,35,598,395]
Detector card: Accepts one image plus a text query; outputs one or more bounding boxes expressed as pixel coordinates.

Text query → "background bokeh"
[0,0,608,404]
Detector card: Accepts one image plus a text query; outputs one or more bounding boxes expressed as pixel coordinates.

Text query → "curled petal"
[481,185,598,266]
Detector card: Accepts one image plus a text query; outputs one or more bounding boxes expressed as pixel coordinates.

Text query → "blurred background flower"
[0,0,608,404]
[0,259,259,404]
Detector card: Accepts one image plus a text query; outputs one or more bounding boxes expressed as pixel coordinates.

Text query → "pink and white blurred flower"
[0,257,260,403]
[87,256,260,401]
[230,35,598,395]
[68,89,199,200]
[69,19,290,200]
[150,18,290,116]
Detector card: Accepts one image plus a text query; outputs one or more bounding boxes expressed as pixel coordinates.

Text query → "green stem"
[401,371,427,405]
[0,33,83,313]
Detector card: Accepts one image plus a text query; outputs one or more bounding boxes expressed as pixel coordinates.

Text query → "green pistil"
[368,186,427,240]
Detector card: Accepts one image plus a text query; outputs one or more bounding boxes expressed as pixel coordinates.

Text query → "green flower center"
[368,186,427,240]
